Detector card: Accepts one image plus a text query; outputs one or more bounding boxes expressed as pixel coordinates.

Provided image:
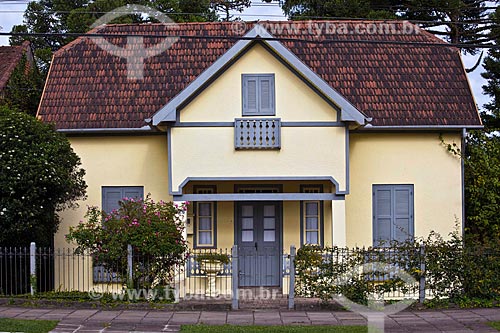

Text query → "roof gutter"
[57,127,157,134]
[358,124,484,131]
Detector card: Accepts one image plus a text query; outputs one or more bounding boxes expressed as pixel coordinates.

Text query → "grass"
[488,321,500,331]
[0,318,59,333]
[181,325,368,332]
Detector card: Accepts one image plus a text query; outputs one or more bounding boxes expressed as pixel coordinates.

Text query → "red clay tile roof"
[0,41,30,92]
[37,21,481,129]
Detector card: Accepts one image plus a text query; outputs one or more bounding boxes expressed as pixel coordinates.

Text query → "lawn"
[181,325,368,332]
[0,318,59,333]
[488,321,500,331]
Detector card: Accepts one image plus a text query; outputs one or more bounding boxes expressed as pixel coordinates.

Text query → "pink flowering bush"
[66,196,188,288]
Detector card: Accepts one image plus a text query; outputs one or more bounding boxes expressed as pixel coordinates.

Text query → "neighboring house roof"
[0,41,31,92]
[37,21,481,130]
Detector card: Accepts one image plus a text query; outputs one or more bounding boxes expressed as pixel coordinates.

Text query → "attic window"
[242,74,275,116]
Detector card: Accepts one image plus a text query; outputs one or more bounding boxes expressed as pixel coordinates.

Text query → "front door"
[236,202,281,287]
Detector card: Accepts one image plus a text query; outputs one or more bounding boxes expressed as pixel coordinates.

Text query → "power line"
[0,9,496,26]
[1,31,499,49]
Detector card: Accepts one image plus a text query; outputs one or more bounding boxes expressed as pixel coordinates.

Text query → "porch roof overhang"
[173,192,344,202]
[151,24,368,127]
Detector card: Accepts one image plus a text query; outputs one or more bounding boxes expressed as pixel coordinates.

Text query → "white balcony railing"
[234,118,281,150]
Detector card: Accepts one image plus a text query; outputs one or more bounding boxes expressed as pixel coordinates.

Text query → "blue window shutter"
[394,186,414,242]
[102,188,122,214]
[123,188,144,201]
[102,187,144,214]
[259,75,275,115]
[242,74,275,116]
[243,76,258,115]
[373,185,414,246]
[373,188,393,246]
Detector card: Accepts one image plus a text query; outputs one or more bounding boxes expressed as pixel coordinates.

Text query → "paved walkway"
[0,306,500,332]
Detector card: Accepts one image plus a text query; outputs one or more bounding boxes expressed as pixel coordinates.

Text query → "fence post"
[127,244,133,284]
[288,245,296,310]
[419,245,426,303]
[231,245,239,310]
[29,242,36,295]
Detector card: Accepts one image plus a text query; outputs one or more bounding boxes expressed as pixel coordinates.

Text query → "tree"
[1,54,44,116]
[281,0,398,20]
[66,198,188,290]
[211,0,251,21]
[0,106,87,247]
[401,0,490,53]
[278,0,493,53]
[481,6,500,132]
[10,0,218,76]
[462,132,500,243]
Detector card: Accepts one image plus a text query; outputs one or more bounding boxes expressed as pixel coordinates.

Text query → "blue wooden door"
[237,202,281,287]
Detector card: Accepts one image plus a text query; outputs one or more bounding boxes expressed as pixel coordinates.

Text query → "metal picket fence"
[3,243,497,309]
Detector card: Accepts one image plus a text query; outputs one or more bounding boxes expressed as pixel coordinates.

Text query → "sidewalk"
[1,306,500,332]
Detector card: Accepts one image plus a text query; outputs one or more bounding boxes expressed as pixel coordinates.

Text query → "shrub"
[0,105,86,246]
[66,197,188,288]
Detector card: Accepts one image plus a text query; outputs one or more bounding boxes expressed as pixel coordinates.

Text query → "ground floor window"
[372,184,414,246]
[101,186,144,214]
[300,185,324,246]
[194,186,217,248]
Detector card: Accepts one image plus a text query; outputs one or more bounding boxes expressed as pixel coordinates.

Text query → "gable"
[179,43,339,123]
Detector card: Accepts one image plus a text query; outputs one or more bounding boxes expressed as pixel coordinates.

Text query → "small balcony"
[234,118,281,150]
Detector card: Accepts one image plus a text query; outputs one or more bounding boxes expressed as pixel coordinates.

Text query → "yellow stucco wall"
[55,135,171,249]
[346,132,463,247]
[171,127,346,193]
[180,44,338,123]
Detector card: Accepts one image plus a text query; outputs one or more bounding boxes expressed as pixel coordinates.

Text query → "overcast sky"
[0,1,490,110]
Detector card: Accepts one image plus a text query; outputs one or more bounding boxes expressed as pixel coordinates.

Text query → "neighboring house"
[38,21,481,290]
[0,41,33,99]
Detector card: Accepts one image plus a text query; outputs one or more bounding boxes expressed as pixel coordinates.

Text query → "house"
[37,21,481,290]
[0,41,34,100]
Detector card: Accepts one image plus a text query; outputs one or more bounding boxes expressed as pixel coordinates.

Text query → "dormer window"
[242,74,275,116]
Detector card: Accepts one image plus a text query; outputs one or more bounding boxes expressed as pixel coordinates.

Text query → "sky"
[0,1,491,110]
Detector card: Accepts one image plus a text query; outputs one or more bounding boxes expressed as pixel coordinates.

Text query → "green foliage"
[295,230,500,305]
[195,252,230,264]
[66,197,189,288]
[1,54,44,116]
[282,0,395,19]
[482,7,500,132]
[0,318,58,333]
[211,0,251,21]
[280,0,489,53]
[181,325,368,332]
[10,0,219,75]
[0,105,86,246]
[443,132,500,243]
[295,244,421,305]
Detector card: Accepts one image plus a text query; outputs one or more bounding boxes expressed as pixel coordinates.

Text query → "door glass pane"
[199,231,212,245]
[263,205,275,216]
[306,231,318,245]
[199,217,211,230]
[264,230,275,242]
[306,217,318,230]
[242,230,253,242]
[242,205,253,217]
[263,218,275,229]
[305,202,318,215]
[242,218,253,229]
[199,203,211,216]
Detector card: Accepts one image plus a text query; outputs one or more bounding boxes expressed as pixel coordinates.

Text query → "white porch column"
[331,200,346,247]
[174,201,188,241]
